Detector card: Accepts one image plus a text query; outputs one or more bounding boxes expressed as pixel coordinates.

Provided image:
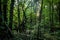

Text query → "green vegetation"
[0,0,60,40]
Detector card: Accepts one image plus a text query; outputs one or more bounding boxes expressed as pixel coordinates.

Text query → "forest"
[0,0,60,40]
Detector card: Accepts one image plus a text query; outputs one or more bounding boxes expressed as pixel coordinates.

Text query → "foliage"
[0,0,60,40]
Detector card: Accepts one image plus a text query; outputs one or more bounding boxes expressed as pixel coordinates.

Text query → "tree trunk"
[17,0,20,33]
[0,0,2,26]
[9,0,15,30]
[37,0,43,40]
[9,0,15,38]
[3,0,8,23]
[21,1,27,32]
[57,2,60,22]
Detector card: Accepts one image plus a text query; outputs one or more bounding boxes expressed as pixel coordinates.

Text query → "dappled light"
[0,0,60,40]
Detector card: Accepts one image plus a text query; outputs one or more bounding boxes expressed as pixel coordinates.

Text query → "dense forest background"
[0,0,60,40]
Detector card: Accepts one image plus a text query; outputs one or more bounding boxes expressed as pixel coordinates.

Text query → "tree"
[8,0,15,39]
[37,0,44,40]
[0,0,3,39]
[9,0,15,30]
[57,1,60,22]
[17,0,21,33]
[0,0,2,26]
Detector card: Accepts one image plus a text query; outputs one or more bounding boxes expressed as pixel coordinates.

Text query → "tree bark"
[8,0,15,38]
[9,0,15,30]
[17,0,21,33]
[37,0,43,40]
[0,0,2,25]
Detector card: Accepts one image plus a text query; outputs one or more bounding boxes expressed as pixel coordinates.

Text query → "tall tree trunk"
[0,0,2,26]
[48,0,54,33]
[17,0,20,33]
[21,1,27,32]
[8,0,15,38]
[37,0,43,40]
[0,1,3,39]
[57,1,60,23]
[3,0,8,34]
[3,0,8,23]
[9,0,15,30]
[51,0,54,32]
